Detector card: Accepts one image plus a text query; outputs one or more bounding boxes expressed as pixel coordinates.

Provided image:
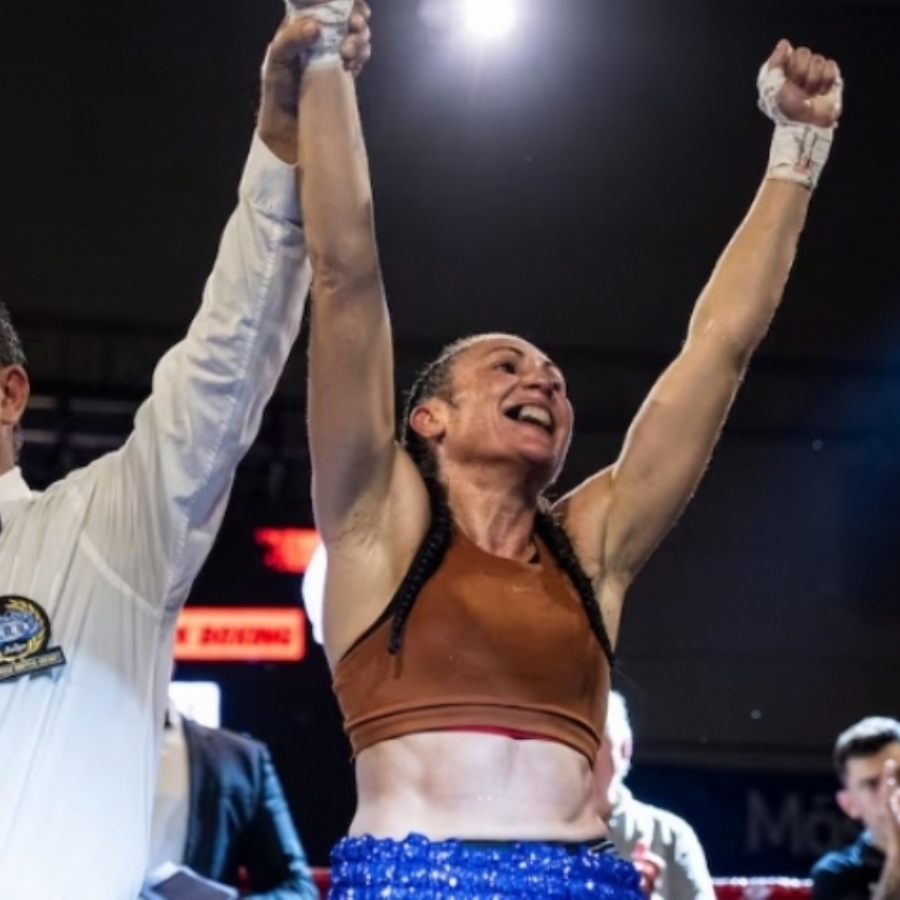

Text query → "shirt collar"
[0,467,30,504]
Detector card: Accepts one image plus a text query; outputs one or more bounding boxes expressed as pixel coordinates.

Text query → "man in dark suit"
[147,700,317,900]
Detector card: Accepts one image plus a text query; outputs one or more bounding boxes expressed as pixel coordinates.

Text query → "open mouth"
[504,404,554,433]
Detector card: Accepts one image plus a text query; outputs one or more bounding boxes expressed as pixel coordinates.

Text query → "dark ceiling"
[2,0,900,404]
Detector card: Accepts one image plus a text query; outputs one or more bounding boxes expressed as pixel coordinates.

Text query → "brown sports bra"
[332,528,610,761]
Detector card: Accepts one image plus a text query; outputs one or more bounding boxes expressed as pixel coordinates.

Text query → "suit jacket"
[182,719,318,900]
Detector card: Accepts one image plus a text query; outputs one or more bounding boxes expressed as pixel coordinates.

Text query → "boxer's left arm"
[559,42,842,643]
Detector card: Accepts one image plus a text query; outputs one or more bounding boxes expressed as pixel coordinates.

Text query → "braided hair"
[388,337,615,666]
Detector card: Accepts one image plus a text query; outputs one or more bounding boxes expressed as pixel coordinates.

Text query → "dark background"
[4,0,900,875]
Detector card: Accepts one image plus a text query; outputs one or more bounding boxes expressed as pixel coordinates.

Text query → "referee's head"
[0,302,28,469]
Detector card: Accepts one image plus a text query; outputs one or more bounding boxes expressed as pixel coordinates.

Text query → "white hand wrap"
[757,61,843,190]
[286,0,353,69]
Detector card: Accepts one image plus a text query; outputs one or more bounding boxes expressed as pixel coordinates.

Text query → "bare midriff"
[349,731,606,842]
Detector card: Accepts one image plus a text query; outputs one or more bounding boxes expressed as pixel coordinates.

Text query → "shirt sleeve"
[664,819,717,900]
[76,133,311,614]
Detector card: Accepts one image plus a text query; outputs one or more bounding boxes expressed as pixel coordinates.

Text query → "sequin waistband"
[329,832,642,899]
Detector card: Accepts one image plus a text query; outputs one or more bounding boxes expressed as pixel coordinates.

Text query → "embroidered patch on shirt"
[0,596,66,683]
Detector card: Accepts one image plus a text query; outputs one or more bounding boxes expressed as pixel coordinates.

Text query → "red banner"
[174,608,306,662]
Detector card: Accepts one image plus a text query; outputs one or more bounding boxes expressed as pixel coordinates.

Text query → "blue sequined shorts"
[329,832,644,898]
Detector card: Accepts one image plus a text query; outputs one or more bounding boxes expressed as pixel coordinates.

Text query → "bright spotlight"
[464,0,517,39]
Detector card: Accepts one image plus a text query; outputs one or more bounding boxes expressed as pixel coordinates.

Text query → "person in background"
[148,697,318,900]
[812,717,900,900]
[595,692,716,900]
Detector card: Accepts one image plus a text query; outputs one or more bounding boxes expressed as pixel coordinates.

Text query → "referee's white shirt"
[0,134,311,900]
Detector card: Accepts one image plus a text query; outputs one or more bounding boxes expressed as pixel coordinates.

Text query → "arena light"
[464,0,517,39]
[169,681,222,728]
[301,541,328,645]
[255,527,320,575]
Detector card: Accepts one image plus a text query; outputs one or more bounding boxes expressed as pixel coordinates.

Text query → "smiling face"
[408,334,574,491]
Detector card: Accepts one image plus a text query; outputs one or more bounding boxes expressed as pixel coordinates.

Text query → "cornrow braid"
[388,342,464,654]
[533,507,615,666]
[386,472,452,654]
[389,336,615,668]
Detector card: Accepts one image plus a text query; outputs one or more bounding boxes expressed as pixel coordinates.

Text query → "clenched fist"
[759,39,843,129]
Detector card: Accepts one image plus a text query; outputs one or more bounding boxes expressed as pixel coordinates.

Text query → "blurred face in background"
[838,742,900,849]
